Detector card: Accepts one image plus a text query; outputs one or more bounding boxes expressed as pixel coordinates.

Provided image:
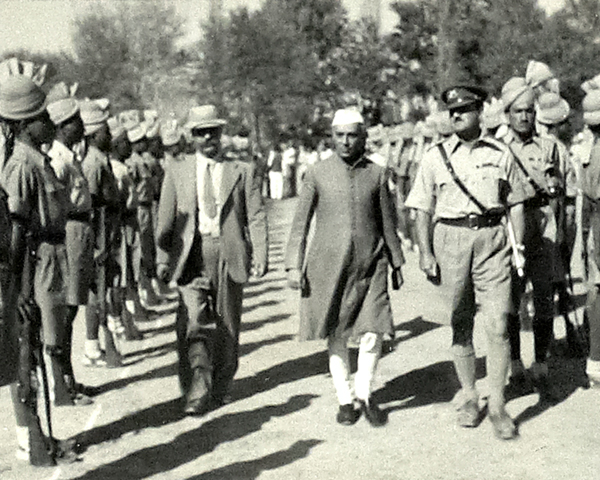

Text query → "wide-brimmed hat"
[0,75,47,120]
[440,85,487,110]
[536,92,570,125]
[185,105,227,130]
[583,90,600,126]
[501,77,534,111]
[525,60,555,89]
[80,99,110,136]
[46,81,79,125]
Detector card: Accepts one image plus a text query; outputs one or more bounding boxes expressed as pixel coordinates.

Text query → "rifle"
[95,205,122,367]
[17,238,56,465]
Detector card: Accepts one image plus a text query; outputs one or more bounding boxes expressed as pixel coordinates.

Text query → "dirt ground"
[1,198,600,480]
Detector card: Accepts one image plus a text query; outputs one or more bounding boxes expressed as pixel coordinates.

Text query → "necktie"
[203,162,218,219]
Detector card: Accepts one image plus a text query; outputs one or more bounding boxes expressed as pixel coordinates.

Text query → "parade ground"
[1,198,600,480]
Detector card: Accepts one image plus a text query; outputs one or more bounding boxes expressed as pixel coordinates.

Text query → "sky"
[0,0,566,57]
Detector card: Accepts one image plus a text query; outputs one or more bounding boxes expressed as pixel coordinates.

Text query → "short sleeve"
[404,149,437,215]
[3,158,35,220]
[505,150,528,207]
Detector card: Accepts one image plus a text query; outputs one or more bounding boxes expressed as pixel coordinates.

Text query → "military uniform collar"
[444,132,503,154]
[14,140,47,166]
[502,128,542,147]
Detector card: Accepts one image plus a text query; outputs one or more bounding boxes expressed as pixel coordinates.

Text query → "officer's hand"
[251,262,267,279]
[391,268,403,290]
[419,251,439,279]
[157,264,171,283]
[287,269,302,290]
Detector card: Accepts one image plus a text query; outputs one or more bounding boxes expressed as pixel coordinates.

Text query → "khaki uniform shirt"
[405,134,527,218]
[126,152,154,205]
[501,129,562,200]
[49,140,92,215]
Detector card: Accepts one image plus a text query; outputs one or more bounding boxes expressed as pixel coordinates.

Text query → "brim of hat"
[128,130,146,143]
[51,108,79,126]
[185,119,227,130]
[446,98,482,111]
[0,100,47,121]
[536,102,570,125]
[584,111,600,126]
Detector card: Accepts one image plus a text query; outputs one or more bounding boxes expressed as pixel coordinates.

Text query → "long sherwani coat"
[285,154,404,341]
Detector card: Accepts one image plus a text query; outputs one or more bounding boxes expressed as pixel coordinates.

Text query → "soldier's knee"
[359,332,382,354]
[451,343,475,358]
[485,313,509,345]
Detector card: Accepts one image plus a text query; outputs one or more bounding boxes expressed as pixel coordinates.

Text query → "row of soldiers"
[0,61,207,465]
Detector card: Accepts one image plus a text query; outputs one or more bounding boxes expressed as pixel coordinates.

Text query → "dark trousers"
[176,234,243,408]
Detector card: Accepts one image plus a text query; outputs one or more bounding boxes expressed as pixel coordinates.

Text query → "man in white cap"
[80,99,122,368]
[46,82,95,405]
[156,105,267,415]
[499,77,563,402]
[286,109,404,427]
[406,85,527,440]
[579,77,600,386]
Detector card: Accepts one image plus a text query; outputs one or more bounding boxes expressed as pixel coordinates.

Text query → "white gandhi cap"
[331,108,364,127]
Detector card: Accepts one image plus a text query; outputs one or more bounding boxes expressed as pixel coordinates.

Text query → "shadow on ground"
[71,395,318,480]
[185,439,323,480]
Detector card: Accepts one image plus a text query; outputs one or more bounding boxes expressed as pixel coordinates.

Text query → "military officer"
[405,85,527,440]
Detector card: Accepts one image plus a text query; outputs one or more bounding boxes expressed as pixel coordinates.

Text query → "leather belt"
[523,194,550,209]
[438,213,503,230]
[67,211,92,223]
[36,231,66,244]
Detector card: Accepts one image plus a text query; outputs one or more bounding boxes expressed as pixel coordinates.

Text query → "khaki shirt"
[405,133,527,218]
[81,145,118,208]
[581,136,600,200]
[501,129,562,199]
[1,141,68,237]
[126,152,153,205]
[49,140,92,215]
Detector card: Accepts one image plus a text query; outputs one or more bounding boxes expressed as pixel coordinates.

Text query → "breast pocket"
[41,180,68,230]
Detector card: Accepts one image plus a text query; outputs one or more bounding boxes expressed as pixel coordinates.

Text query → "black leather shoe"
[184,397,212,416]
[489,411,518,440]
[336,404,360,426]
[358,398,387,427]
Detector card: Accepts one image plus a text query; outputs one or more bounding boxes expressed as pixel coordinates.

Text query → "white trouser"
[269,171,283,199]
[328,332,382,405]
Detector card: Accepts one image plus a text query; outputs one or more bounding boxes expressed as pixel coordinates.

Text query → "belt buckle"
[467,213,479,230]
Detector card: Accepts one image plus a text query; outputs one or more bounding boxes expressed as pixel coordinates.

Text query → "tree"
[72,1,184,111]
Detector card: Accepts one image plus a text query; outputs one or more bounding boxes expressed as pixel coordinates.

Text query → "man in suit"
[156,105,267,415]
